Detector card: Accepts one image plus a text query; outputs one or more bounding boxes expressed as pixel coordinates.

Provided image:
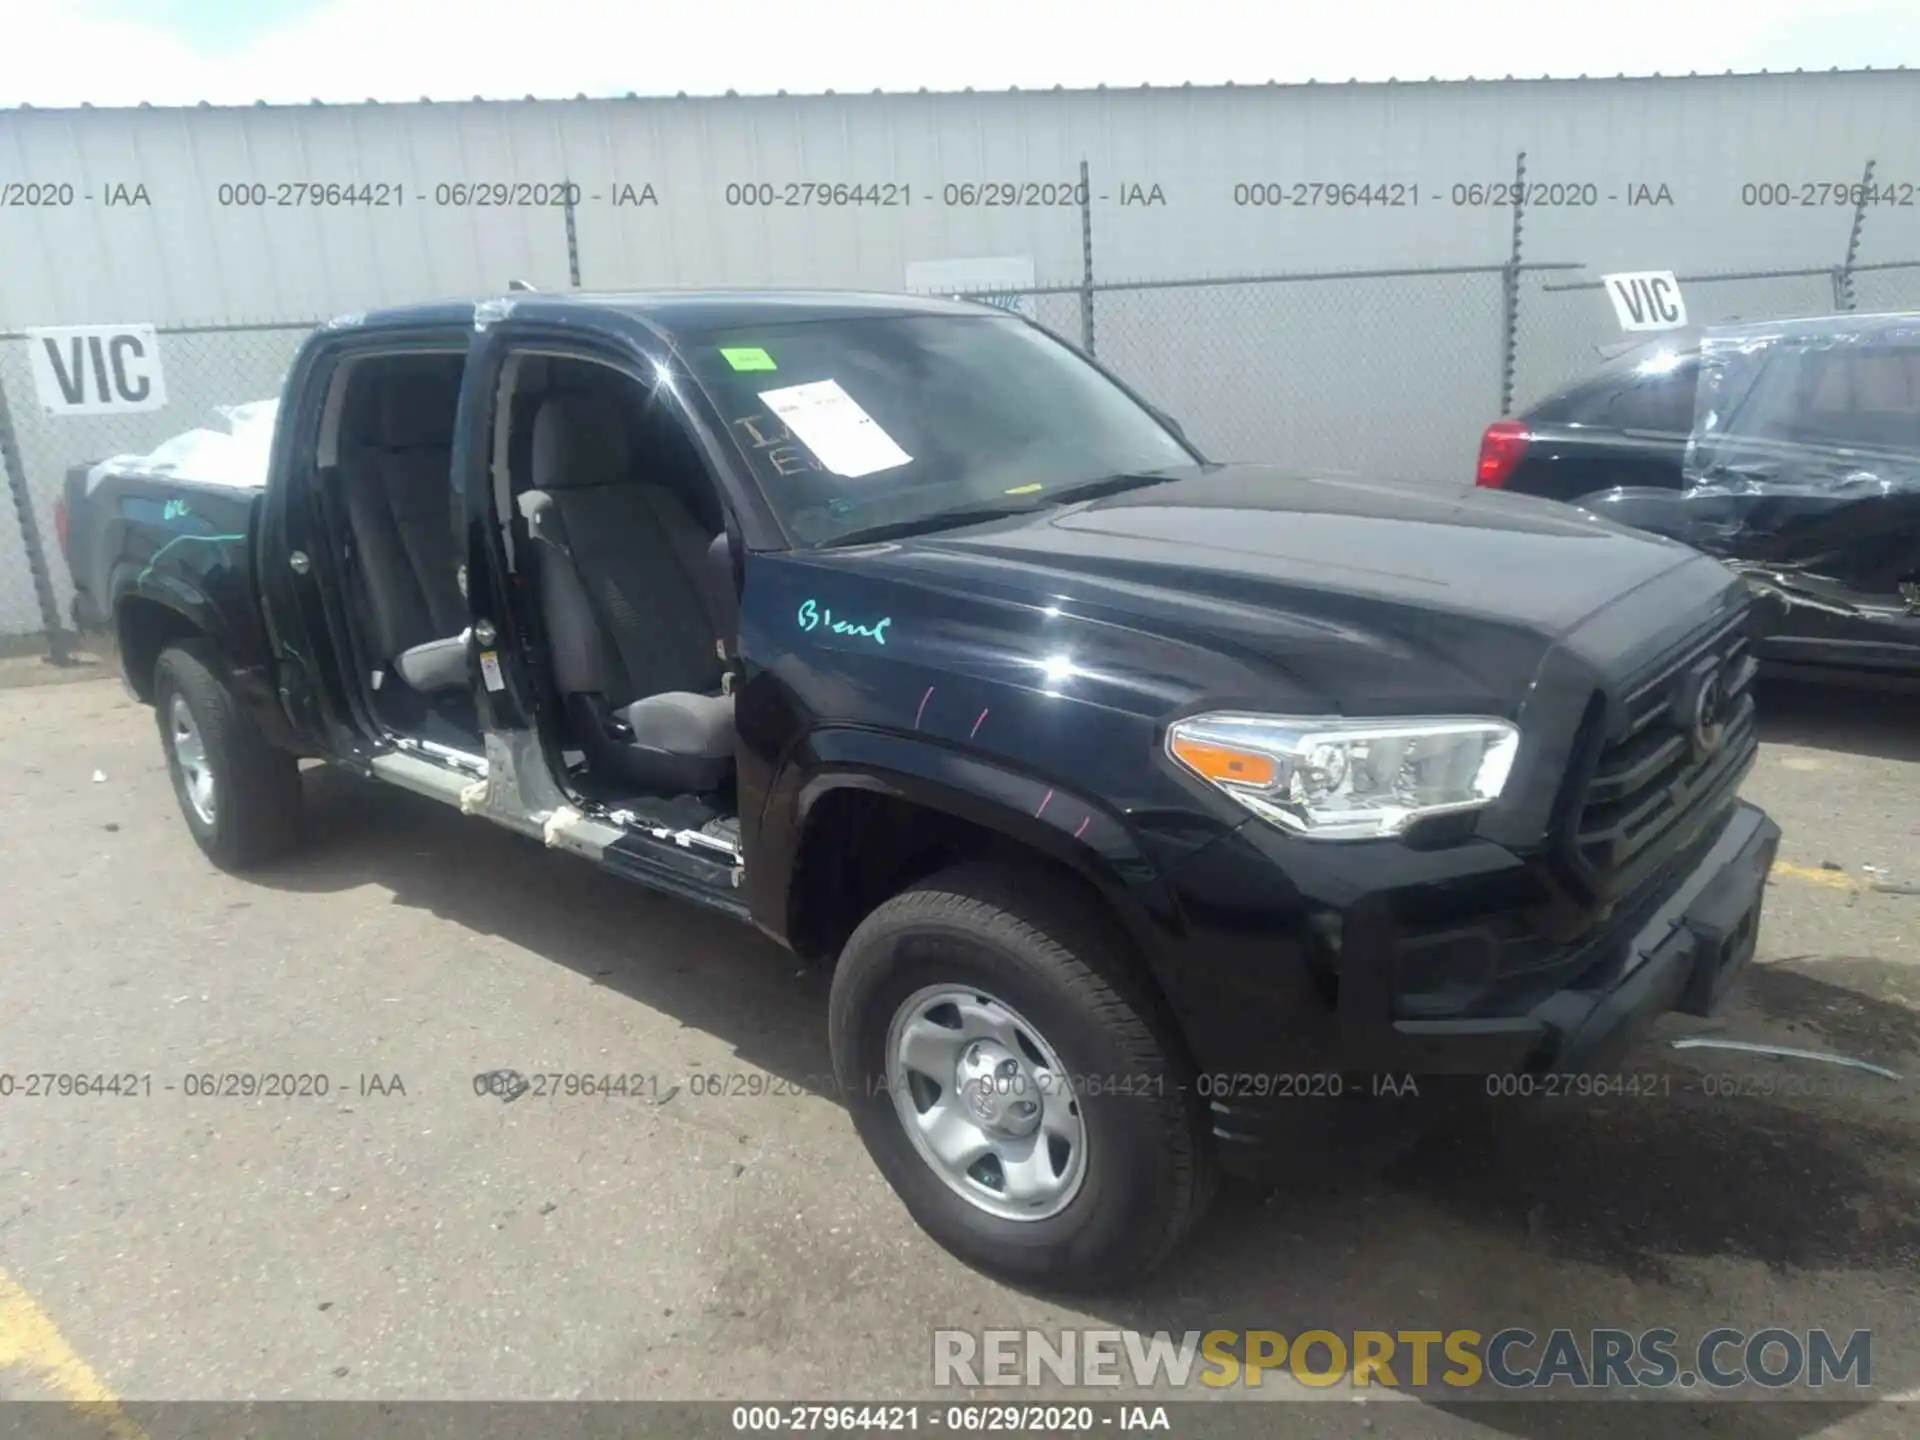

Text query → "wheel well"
[787,788,1198,1073]
[785,790,983,964]
[785,788,1148,966]
[118,599,203,702]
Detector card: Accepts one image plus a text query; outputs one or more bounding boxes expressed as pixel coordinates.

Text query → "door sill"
[599,829,749,921]
[368,748,479,807]
[391,734,487,774]
[606,809,744,864]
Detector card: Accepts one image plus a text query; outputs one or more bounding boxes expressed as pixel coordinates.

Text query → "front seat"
[338,366,470,693]
[519,392,735,794]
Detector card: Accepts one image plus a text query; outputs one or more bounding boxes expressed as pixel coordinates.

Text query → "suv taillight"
[1475,420,1529,488]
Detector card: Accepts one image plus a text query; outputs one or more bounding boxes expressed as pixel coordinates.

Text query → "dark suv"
[1476,313,1920,683]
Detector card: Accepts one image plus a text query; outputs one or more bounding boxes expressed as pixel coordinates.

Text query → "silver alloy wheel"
[168,693,217,827]
[885,985,1089,1221]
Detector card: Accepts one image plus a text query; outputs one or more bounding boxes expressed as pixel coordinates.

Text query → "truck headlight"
[1165,713,1519,840]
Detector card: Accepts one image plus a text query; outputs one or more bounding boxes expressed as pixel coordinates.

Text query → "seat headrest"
[376,368,460,449]
[531,393,631,490]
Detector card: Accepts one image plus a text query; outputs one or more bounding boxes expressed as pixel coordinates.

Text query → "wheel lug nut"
[996,1058,1019,1078]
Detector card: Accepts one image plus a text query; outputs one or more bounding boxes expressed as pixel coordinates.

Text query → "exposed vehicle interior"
[1746,342,1920,452]
[493,352,744,849]
[304,346,746,856]
[313,350,479,758]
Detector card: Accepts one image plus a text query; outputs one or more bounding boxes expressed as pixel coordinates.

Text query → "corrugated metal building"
[3,70,1917,322]
[3,70,1919,638]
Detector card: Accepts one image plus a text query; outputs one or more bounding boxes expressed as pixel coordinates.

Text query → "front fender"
[752,725,1184,962]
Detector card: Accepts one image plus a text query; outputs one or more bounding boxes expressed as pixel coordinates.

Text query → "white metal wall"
[2,71,1917,327]
[3,72,1919,639]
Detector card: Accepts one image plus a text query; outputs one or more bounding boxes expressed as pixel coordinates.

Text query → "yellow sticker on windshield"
[721,346,778,371]
[1004,483,1044,495]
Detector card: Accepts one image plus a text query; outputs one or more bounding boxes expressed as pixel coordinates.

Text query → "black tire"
[153,640,303,871]
[829,862,1215,1291]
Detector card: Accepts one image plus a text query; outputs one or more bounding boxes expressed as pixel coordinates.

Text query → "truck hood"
[857,465,1709,713]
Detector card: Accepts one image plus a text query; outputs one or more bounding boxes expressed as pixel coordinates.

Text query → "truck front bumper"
[1185,800,1780,1175]
[1366,798,1778,1075]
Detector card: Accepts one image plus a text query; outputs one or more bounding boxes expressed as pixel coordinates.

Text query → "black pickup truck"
[61,289,1780,1289]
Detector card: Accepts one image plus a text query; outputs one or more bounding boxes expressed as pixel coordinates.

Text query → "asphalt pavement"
[1,665,1915,1439]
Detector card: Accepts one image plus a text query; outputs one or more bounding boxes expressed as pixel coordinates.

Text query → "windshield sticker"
[798,598,891,645]
[757,379,911,479]
[1003,483,1044,496]
[720,346,778,372]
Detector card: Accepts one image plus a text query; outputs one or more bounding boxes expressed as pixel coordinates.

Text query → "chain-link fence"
[0,322,314,655]
[5,258,1920,660]
[940,266,1556,482]
[943,263,1565,482]
[949,257,1920,498]
[1071,265,1568,483]
[1848,260,1920,319]
[1511,261,1920,415]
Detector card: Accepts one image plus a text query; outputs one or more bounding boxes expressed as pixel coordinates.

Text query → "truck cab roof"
[339,288,1000,343]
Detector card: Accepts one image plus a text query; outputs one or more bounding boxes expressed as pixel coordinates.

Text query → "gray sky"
[4,0,1916,107]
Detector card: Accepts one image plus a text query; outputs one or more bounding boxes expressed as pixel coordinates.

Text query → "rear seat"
[338,368,469,693]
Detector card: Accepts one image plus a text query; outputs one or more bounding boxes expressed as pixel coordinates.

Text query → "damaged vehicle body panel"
[1488,312,1920,682]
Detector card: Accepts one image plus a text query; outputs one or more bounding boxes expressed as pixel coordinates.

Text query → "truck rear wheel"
[154,641,302,871]
[828,862,1215,1290]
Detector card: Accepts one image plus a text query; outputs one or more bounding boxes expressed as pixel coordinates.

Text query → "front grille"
[1565,603,1759,900]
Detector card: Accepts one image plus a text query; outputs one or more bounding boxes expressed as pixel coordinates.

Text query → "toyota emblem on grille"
[1677,660,1729,759]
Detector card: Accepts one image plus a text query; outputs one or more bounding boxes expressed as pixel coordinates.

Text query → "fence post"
[1077,158,1096,355]
[1498,150,1528,416]
[0,362,76,665]
[563,179,583,287]
[1836,157,1875,312]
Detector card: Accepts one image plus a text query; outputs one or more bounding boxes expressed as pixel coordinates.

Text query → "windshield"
[682,312,1197,545]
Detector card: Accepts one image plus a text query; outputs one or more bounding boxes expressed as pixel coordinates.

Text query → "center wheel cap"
[955,1040,1042,1139]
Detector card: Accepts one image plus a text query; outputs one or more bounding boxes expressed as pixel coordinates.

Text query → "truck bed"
[60,460,264,644]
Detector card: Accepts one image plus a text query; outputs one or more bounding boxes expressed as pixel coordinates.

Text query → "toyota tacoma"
[60,289,1781,1289]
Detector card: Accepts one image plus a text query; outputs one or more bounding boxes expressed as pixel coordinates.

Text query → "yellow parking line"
[0,1267,147,1440]
[1769,859,1861,891]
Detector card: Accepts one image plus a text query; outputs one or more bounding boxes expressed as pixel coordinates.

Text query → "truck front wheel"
[154,641,302,871]
[828,862,1215,1290]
